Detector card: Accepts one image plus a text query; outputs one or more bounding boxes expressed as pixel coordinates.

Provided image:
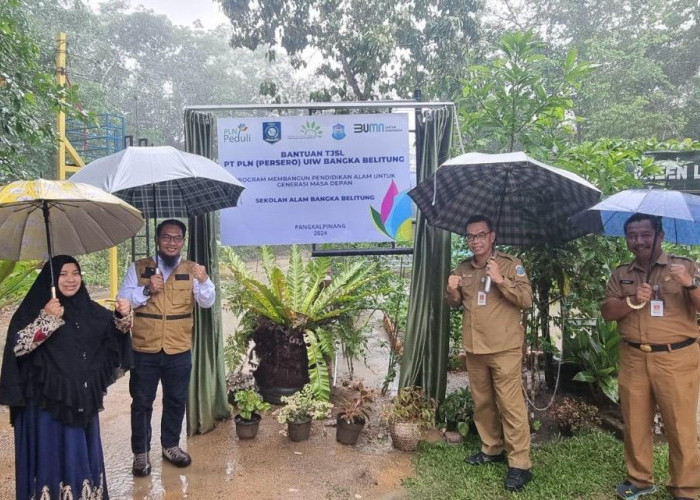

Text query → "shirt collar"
[629,251,668,273]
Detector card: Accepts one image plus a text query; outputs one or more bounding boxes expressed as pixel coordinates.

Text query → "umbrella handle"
[626,296,646,310]
[51,286,56,299]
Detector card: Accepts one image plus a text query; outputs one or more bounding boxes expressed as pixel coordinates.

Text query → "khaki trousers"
[465,346,531,469]
[619,342,700,498]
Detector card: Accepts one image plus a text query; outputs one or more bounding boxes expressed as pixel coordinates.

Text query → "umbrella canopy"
[0,179,144,262]
[408,151,601,245]
[570,188,700,245]
[70,145,245,218]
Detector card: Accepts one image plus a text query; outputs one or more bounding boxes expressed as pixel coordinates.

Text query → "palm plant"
[222,246,384,401]
[0,260,39,309]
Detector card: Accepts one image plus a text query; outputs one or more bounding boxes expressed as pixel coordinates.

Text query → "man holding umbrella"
[118,219,215,477]
[602,213,700,500]
[445,214,534,492]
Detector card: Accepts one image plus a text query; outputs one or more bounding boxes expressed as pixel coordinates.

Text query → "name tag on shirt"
[477,291,487,306]
[650,300,664,317]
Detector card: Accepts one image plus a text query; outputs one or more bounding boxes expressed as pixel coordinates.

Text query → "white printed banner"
[218,114,412,245]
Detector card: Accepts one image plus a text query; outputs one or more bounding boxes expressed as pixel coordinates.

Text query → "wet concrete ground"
[0,310,413,499]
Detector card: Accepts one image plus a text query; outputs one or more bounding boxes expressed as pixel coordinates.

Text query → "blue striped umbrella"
[570,188,700,245]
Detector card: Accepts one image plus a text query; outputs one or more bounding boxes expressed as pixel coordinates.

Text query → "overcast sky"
[87,0,229,29]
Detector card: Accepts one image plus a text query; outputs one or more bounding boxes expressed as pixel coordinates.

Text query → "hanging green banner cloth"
[184,110,231,434]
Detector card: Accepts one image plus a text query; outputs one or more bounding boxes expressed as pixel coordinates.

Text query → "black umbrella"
[408,152,601,245]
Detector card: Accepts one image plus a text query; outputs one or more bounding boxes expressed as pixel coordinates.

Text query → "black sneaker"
[505,467,532,491]
[132,452,151,477]
[162,445,192,467]
[464,450,506,465]
[615,481,657,499]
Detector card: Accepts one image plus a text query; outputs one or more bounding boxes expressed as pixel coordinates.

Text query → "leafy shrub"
[337,380,374,424]
[385,386,436,428]
[438,387,474,431]
[234,389,271,421]
[275,384,333,423]
[549,396,602,436]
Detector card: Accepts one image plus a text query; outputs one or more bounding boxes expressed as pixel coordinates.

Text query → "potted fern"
[233,389,271,439]
[336,381,374,445]
[222,245,383,404]
[275,384,333,441]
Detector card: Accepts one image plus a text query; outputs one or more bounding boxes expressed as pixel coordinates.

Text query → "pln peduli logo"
[223,123,251,143]
[332,123,346,140]
[263,122,281,144]
[370,181,413,243]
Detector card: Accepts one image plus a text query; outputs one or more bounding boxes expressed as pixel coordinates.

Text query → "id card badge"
[477,291,487,306]
[650,300,664,317]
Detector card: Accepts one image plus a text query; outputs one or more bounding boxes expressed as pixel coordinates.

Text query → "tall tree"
[217,0,482,100]
[459,30,592,156]
[0,0,87,181]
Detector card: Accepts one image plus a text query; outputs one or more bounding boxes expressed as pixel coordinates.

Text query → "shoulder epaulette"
[669,254,694,263]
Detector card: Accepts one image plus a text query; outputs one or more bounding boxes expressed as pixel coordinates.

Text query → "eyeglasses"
[159,234,184,243]
[466,231,491,243]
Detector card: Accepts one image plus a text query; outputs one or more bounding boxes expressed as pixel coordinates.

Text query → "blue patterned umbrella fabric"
[570,188,700,245]
[408,152,602,245]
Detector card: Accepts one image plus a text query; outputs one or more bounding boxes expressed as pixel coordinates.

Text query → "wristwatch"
[684,277,700,291]
[143,285,152,297]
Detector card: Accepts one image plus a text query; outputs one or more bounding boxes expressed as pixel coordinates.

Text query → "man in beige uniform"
[602,213,700,500]
[446,215,533,492]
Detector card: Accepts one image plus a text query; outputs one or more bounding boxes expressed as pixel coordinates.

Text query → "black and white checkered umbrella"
[408,152,601,245]
[70,146,244,218]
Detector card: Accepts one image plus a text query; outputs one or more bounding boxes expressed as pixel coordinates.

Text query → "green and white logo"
[300,121,323,138]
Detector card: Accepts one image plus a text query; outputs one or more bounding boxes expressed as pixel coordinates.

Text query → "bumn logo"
[263,122,281,144]
[353,123,385,134]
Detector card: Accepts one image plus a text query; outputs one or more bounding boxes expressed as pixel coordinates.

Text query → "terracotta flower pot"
[287,417,312,442]
[234,413,261,440]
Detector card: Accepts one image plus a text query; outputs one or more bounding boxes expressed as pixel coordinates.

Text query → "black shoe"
[132,452,151,477]
[505,467,532,492]
[464,450,506,465]
[162,445,192,467]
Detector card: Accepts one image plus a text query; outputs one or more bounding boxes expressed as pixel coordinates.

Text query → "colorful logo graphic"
[222,123,251,143]
[332,123,346,140]
[370,181,413,242]
[300,121,323,138]
[263,122,281,144]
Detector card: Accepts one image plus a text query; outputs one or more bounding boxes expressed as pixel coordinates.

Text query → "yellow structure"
[55,32,119,299]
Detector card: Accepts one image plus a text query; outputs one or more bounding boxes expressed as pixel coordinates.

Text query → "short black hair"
[465,214,494,232]
[623,213,662,234]
[156,219,187,237]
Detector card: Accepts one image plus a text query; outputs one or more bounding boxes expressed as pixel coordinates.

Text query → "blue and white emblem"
[332,123,346,140]
[263,121,281,144]
[516,265,526,276]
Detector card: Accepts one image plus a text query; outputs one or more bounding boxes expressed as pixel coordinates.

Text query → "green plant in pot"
[385,386,436,451]
[438,387,474,438]
[276,384,333,442]
[233,389,271,440]
[222,245,382,403]
[336,381,374,445]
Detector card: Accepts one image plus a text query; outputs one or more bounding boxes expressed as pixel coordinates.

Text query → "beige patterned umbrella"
[0,179,144,265]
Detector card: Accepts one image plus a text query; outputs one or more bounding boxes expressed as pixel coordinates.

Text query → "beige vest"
[132,258,195,354]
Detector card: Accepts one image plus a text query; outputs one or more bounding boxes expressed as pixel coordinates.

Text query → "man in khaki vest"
[602,213,700,500]
[118,219,215,477]
[445,214,533,492]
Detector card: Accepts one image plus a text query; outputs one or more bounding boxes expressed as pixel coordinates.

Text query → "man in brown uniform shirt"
[446,215,533,492]
[602,213,700,500]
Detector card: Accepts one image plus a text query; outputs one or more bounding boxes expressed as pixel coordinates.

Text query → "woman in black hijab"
[0,255,132,499]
